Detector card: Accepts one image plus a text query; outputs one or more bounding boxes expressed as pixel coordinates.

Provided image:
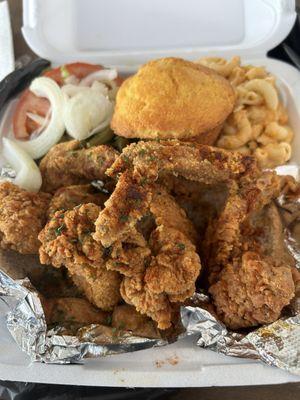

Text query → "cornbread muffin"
[111,57,235,142]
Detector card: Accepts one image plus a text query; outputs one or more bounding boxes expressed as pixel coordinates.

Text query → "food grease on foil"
[0,166,300,373]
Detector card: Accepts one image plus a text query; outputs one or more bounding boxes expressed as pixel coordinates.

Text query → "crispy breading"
[205,201,296,329]
[94,171,201,329]
[111,57,235,141]
[48,184,108,218]
[112,304,161,339]
[0,182,51,254]
[40,140,119,193]
[41,296,109,325]
[39,203,121,311]
[107,140,258,186]
[108,140,296,329]
[209,252,295,329]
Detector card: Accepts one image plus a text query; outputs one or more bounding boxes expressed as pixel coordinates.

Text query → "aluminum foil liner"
[0,164,300,374]
[0,165,16,181]
[0,271,167,363]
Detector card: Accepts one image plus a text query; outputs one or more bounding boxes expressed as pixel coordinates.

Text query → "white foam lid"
[22,0,296,70]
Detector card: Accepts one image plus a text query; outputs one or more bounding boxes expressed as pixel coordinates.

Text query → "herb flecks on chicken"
[93,171,201,329]
[39,203,121,311]
[40,140,119,193]
[0,182,51,254]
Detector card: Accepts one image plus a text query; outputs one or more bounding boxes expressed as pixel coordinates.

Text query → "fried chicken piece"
[209,251,295,329]
[112,304,161,339]
[39,203,121,311]
[107,139,258,185]
[108,140,296,329]
[205,202,296,329]
[93,171,201,329]
[48,184,108,218]
[41,296,109,325]
[40,140,119,193]
[0,182,51,254]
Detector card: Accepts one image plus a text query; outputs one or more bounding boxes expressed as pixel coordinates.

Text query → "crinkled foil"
[0,165,16,181]
[0,271,167,363]
[1,166,300,375]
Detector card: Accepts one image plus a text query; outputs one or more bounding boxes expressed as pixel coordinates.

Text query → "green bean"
[113,136,130,152]
[85,127,115,147]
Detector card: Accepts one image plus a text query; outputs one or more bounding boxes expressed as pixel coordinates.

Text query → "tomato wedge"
[44,62,103,85]
[12,62,123,139]
[13,90,50,139]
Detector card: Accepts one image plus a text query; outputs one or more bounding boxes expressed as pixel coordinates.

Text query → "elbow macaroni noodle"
[195,56,294,169]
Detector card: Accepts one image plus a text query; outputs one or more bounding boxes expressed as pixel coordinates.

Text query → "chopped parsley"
[177,243,186,251]
[105,315,112,326]
[55,224,66,237]
[119,214,129,222]
[122,155,130,164]
[138,149,147,156]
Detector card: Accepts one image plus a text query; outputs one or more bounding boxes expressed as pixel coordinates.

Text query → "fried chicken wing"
[93,171,201,329]
[39,203,121,311]
[40,140,119,193]
[48,184,108,218]
[0,182,51,254]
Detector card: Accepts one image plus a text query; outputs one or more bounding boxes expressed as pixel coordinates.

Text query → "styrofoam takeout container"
[0,0,299,388]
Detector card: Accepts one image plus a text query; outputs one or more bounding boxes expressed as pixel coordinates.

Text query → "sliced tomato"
[43,62,104,85]
[13,62,123,139]
[13,90,50,139]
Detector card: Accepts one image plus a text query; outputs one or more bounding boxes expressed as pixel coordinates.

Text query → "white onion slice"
[26,112,47,126]
[61,82,108,98]
[62,84,91,97]
[63,89,113,140]
[89,106,114,136]
[79,69,118,87]
[15,77,65,159]
[64,74,80,85]
[30,108,52,140]
[2,138,42,192]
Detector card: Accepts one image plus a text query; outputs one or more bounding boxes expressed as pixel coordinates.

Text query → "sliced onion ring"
[79,69,118,87]
[2,138,42,192]
[63,89,113,140]
[15,77,65,159]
